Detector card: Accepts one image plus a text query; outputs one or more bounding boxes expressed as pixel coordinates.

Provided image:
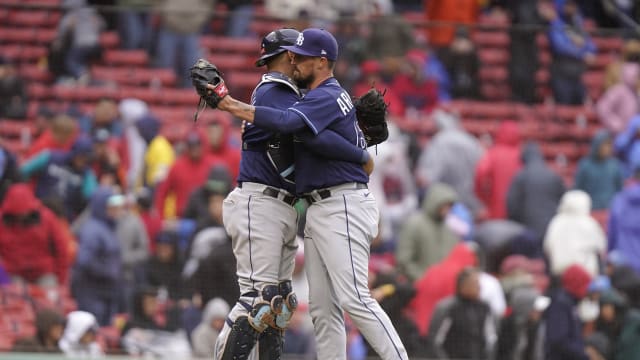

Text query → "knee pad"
[248,285,283,332]
[275,281,298,329]
[220,316,260,360]
[258,326,284,360]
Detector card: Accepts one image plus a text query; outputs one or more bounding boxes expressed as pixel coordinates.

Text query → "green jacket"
[396,183,459,282]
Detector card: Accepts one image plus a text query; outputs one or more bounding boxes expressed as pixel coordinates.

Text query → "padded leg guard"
[221,316,260,360]
[275,281,298,329]
[248,285,283,332]
[258,326,284,360]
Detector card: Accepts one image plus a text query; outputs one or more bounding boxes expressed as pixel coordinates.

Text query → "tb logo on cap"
[296,33,304,46]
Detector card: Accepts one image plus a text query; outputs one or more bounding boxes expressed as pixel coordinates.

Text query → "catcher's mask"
[255,28,300,67]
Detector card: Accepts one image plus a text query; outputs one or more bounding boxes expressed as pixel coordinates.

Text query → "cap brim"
[281,45,318,58]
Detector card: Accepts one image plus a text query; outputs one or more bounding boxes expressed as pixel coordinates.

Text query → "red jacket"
[390,74,439,114]
[425,0,479,47]
[206,116,241,181]
[0,184,70,283]
[409,243,477,336]
[474,121,522,219]
[26,130,77,158]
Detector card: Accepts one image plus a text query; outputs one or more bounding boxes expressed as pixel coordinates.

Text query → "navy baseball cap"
[282,28,338,61]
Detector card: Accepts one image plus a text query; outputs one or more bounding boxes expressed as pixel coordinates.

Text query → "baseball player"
[206,28,409,360]
[213,29,375,360]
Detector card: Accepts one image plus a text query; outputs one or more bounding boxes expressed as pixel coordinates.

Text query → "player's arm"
[297,129,370,164]
[218,95,307,133]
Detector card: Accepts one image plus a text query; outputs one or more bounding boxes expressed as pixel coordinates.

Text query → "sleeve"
[76,229,117,281]
[431,311,452,359]
[154,168,174,218]
[395,218,423,282]
[254,106,309,134]
[596,87,625,133]
[545,302,589,360]
[124,217,150,266]
[49,215,70,283]
[506,174,524,223]
[297,129,369,164]
[287,90,342,135]
[474,153,493,208]
[82,170,98,199]
[20,151,51,179]
[608,197,619,251]
[548,19,590,59]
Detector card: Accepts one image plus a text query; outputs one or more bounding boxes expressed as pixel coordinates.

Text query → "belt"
[304,182,368,204]
[239,182,297,206]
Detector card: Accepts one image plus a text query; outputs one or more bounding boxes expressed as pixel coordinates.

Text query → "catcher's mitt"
[355,88,389,147]
[190,58,229,115]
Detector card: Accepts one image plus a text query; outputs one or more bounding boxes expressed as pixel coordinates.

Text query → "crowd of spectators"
[2,0,640,359]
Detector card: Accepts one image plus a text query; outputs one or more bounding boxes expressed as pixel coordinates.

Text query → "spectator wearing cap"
[58,311,103,358]
[596,289,640,360]
[608,165,640,274]
[143,231,190,301]
[135,114,175,188]
[182,165,233,227]
[390,50,439,115]
[13,308,66,353]
[71,188,124,326]
[496,287,549,360]
[544,264,592,360]
[0,56,28,119]
[352,60,405,117]
[154,129,219,219]
[0,184,70,287]
[21,135,98,221]
[544,190,606,277]
[574,130,624,210]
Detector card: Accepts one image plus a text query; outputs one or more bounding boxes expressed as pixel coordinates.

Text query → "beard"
[293,70,314,89]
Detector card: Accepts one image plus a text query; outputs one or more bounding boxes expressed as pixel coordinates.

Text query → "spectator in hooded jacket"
[191,297,230,358]
[416,109,484,215]
[475,121,522,219]
[135,114,175,188]
[396,182,459,282]
[182,164,233,226]
[0,184,70,286]
[429,267,497,359]
[118,98,148,192]
[597,63,640,135]
[424,0,480,50]
[390,50,439,115]
[544,264,593,360]
[507,142,566,239]
[154,129,218,219]
[12,308,66,353]
[574,130,624,209]
[21,135,98,221]
[547,0,596,105]
[144,231,190,301]
[608,166,640,274]
[544,190,606,277]
[71,188,123,326]
[204,117,240,180]
[614,114,640,178]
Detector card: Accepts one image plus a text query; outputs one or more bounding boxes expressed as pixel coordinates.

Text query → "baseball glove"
[354,88,389,147]
[190,58,229,109]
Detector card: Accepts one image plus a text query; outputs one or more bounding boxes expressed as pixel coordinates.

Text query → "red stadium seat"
[103,49,149,66]
[99,31,120,49]
[35,28,57,44]
[200,36,260,55]
[472,31,509,48]
[478,48,509,66]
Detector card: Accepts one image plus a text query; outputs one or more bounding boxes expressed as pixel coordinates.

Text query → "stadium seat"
[472,31,509,48]
[7,10,49,27]
[35,28,57,44]
[103,49,149,67]
[200,36,259,55]
[99,31,120,49]
[478,48,509,66]
[19,65,53,82]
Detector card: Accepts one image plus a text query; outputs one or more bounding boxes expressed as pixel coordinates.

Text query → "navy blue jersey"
[292,78,368,193]
[237,73,299,193]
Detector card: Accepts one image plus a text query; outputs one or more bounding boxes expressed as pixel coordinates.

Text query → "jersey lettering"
[337,92,354,116]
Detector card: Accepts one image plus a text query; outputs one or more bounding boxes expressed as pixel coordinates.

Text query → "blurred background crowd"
[2,0,640,359]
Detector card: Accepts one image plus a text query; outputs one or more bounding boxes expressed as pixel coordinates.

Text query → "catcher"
[191,27,408,360]
[192,29,390,360]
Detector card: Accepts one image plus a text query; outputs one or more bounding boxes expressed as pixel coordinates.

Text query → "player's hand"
[206,84,232,110]
[363,155,374,175]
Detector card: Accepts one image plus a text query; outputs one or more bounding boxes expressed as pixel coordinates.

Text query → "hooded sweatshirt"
[396,182,459,282]
[507,143,566,238]
[206,117,240,180]
[191,298,230,358]
[58,311,103,358]
[0,184,69,283]
[72,188,121,299]
[417,110,484,214]
[608,182,640,273]
[544,190,606,277]
[475,121,522,219]
[409,243,478,336]
[597,63,640,134]
[135,114,175,187]
[574,130,624,209]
